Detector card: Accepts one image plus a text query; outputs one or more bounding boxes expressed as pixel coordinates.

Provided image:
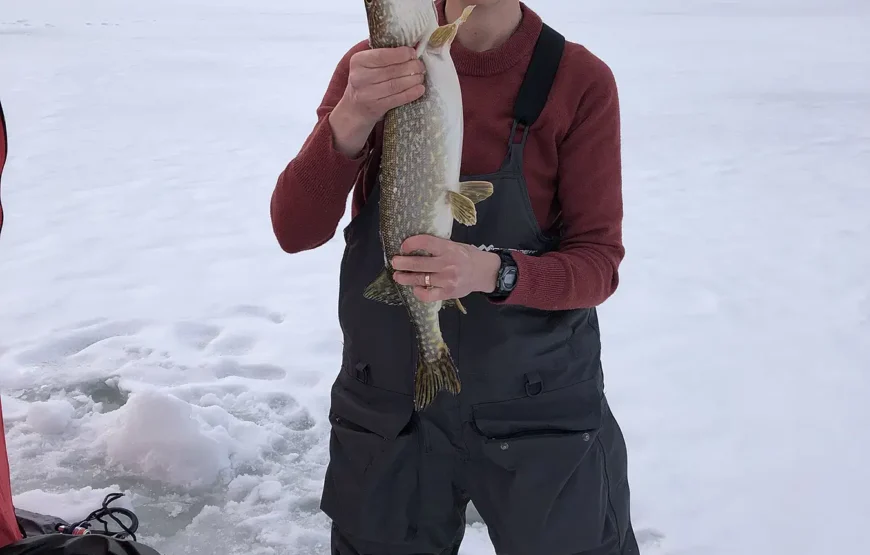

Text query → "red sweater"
[0,99,22,549]
[0,99,6,235]
[271,1,624,311]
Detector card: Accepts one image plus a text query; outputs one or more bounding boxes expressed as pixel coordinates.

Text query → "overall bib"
[321,25,639,555]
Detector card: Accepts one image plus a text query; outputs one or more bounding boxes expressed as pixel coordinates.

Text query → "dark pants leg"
[322,370,638,555]
[331,522,465,555]
[464,397,639,555]
[323,387,470,555]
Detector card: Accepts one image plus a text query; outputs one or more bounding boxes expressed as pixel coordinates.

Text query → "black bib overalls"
[321,25,639,555]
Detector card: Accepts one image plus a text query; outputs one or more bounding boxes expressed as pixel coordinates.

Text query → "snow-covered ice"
[1,0,868,554]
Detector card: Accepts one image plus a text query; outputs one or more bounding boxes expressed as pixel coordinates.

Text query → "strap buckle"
[353,362,370,385]
[524,371,543,397]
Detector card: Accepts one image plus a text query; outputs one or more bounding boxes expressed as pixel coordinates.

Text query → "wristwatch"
[488,250,518,299]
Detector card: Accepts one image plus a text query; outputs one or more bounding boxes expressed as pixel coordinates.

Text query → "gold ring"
[424,273,431,288]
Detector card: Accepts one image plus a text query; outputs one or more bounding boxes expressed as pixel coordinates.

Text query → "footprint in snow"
[173,321,221,351]
[211,359,286,381]
[225,304,284,324]
[636,528,666,549]
[207,334,256,356]
[52,317,110,333]
[14,320,147,367]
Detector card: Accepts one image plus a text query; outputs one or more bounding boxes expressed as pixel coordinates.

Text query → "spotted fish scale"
[361,0,493,410]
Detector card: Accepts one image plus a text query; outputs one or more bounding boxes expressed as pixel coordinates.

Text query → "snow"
[14,486,135,526]
[24,400,75,436]
[1,0,869,554]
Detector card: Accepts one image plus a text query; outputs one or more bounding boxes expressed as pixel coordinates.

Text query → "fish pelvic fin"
[447,190,477,226]
[363,268,403,305]
[415,26,436,59]
[459,181,494,204]
[414,343,461,411]
[442,298,468,314]
[427,5,475,51]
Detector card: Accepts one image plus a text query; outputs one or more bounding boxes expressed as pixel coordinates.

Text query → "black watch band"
[488,250,518,298]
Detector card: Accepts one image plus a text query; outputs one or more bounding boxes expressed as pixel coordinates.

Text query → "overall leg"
[330,480,468,555]
[594,399,639,555]
[463,386,639,555]
[323,380,469,555]
[331,517,466,555]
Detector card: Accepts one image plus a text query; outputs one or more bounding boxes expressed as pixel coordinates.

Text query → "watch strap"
[488,249,518,299]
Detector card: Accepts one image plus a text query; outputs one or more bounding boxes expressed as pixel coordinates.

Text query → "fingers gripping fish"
[361,0,493,410]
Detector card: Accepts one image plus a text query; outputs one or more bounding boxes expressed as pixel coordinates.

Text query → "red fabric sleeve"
[0,101,22,549]
[0,100,7,236]
[0,398,22,548]
[269,41,372,253]
[499,57,625,311]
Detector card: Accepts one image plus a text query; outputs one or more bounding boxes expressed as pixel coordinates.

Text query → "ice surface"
[1,1,869,554]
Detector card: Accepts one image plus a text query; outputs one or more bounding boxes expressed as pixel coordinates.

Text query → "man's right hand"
[329,46,426,158]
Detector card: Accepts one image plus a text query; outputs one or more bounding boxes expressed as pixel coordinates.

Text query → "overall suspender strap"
[513,23,566,130]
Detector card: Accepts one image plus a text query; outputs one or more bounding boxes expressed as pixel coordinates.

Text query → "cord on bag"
[56,493,139,542]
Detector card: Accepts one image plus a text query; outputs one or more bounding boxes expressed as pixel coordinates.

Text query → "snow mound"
[24,400,76,435]
[96,390,231,489]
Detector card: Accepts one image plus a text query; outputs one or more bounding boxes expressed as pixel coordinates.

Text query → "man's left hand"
[391,235,501,302]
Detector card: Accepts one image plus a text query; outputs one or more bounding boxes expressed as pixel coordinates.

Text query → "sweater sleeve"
[0,100,7,236]
[498,59,625,311]
[270,41,371,253]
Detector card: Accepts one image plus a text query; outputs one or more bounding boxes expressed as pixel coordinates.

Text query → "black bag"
[0,494,162,555]
[0,534,162,555]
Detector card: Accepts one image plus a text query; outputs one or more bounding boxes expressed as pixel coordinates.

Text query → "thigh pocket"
[470,377,610,555]
[320,369,421,544]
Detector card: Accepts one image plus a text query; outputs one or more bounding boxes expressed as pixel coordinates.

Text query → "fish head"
[364,0,438,49]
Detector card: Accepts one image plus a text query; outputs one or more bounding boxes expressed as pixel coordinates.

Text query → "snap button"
[500,442,509,451]
[582,433,591,442]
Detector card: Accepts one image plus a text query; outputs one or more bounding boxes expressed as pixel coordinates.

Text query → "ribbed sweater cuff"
[294,115,368,207]
[500,252,564,310]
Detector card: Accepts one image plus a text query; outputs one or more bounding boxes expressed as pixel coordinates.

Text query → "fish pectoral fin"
[459,181,494,204]
[442,298,468,314]
[363,268,403,305]
[427,5,475,51]
[447,190,478,226]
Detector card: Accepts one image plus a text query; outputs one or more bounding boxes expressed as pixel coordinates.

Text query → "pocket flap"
[331,366,415,440]
[472,377,603,439]
[480,431,595,471]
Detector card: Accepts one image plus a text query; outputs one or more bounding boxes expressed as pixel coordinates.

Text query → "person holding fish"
[271,1,638,553]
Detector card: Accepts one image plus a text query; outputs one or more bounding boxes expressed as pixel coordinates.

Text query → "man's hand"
[330,46,426,158]
[391,235,502,302]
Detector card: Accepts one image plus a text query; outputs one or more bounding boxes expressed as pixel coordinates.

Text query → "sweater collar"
[435,1,543,77]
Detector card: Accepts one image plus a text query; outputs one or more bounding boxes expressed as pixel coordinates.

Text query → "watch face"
[502,267,517,290]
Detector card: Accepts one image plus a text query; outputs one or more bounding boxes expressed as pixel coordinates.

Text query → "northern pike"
[361,0,493,410]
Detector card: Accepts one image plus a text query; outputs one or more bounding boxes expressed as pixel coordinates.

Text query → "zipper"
[473,421,595,444]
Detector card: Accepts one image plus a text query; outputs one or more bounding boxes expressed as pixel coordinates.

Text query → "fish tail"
[414,343,461,411]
